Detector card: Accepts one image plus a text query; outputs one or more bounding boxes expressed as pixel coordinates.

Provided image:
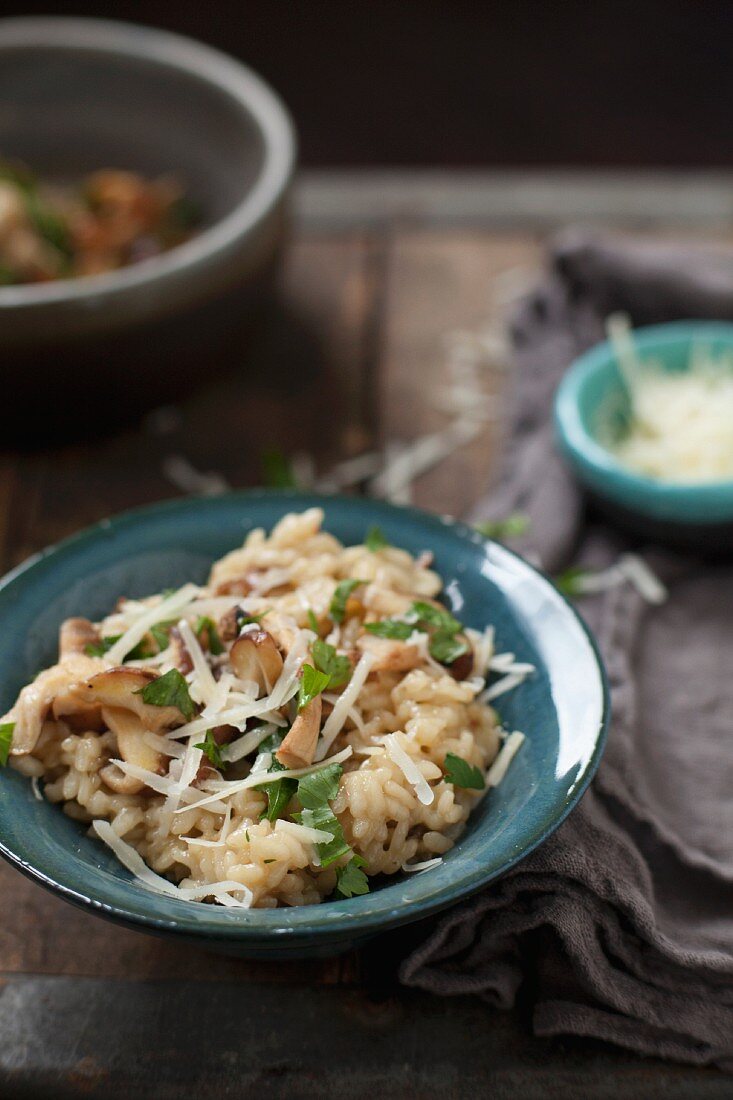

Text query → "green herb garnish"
[307,609,320,634]
[475,513,531,541]
[429,630,470,665]
[443,752,485,790]
[365,525,388,552]
[194,729,225,770]
[410,601,461,635]
[296,804,351,869]
[263,859,277,865]
[297,762,342,809]
[195,615,224,656]
[329,579,364,624]
[365,601,467,667]
[311,639,352,689]
[0,721,15,766]
[554,566,589,598]
[298,664,331,711]
[261,448,298,489]
[363,619,414,640]
[256,731,298,822]
[335,856,370,898]
[135,668,196,721]
[84,635,122,658]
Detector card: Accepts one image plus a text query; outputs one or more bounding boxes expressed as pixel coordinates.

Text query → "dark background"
[4,0,732,168]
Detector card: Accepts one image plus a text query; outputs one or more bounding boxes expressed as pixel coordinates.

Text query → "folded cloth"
[399,230,733,1070]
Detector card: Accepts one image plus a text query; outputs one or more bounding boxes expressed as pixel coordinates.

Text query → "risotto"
[0,509,530,909]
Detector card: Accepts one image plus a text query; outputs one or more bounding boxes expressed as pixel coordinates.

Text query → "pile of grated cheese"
[603,314,733,483]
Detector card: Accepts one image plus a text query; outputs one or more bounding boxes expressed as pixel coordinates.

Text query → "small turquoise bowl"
[554,321,733,544]
[0,493,608,958]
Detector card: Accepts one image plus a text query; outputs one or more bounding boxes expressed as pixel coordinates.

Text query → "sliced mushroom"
[69,668,186,731]
[5,653,105,755]
[168,626,193,674]
[275,696,322,769]
[217,607,240,643]
[356,634,422,672]
[59,618,100,659]
[229,630,283,695]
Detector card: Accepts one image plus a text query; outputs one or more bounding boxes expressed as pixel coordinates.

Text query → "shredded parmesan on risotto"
[3,509,533,909]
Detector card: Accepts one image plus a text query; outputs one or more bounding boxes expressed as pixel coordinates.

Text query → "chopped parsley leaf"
[0,721,14,766]
[429,630,470,665]
[149,621,175,653]
[195,615,224,656]
[410,601,461,635]
[298,664,330,711]
[307,609,320,634]
[329,579,364,624]
[365,601,467,668]
[84,635,121,658]
[194,729,225,770]
[256,731,298,821]
[335,858,370,898]
[443,752,485,790]
[554,566,590,598]
[261,447,298,489]
[475,513,531,541]
[135,668,196,721]
[296,804,351,868]
[311,638,352,689]
[363,619,414,640]
[263,858,277,865]
[365,525,388,552]
[297,762,342,809]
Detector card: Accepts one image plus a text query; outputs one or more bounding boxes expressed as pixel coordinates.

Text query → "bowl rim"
[0,490,610,944]
[0,16,296,309]
[554,319,733,523]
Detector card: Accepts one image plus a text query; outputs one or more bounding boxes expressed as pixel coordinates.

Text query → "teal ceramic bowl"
[0,493,609,958]
[554,321,733,544]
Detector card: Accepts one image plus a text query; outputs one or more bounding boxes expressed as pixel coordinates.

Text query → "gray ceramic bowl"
[0,17,295,421]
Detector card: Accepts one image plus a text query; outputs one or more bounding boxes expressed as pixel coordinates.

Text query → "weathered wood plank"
[0,974,727,1100]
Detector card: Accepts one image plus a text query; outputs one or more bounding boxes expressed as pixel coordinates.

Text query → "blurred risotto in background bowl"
[0,160,199,284]
[0,17,295,432]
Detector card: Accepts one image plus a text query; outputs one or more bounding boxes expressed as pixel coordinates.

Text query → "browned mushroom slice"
[70,668,186,731]
[99,706,166,794]
[275,696,322,769]
[229,630,283,695]
[5,653,105,755]
[356,634,422,672]
[217,607,240,643]
[59,618,100,659]
[168,626,193,674]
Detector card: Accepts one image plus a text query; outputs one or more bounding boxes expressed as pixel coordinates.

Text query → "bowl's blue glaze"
[554,321,733,525]
[0,493,609,957]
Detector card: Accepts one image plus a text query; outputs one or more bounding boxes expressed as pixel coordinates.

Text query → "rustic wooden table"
[0,172,729,1099]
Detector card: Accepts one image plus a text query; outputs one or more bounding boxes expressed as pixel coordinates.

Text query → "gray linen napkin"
[399,230,733,1070]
